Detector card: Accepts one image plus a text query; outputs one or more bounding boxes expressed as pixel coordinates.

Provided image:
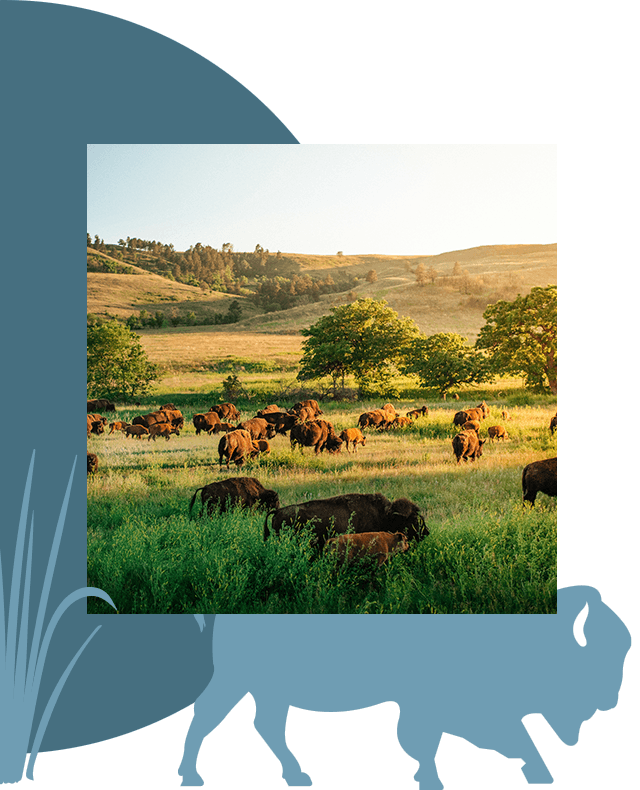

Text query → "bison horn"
[573,603,588,647]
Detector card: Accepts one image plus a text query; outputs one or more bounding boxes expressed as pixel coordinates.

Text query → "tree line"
[88,286,557,402]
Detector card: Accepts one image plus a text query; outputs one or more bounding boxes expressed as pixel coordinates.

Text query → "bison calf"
[326,531,409,567]
[522,457,557,505]
[125,425,149,439]
[339,428,366,453]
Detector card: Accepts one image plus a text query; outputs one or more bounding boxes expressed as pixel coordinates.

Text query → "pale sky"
[87,144,555,256]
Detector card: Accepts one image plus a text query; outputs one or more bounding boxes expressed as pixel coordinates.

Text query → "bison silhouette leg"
[252,697,312,786]
[397,714,444,790]
[178,679,246,786]
[514,723,554,784]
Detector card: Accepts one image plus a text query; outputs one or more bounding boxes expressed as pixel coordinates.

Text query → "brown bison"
[325,531,409,567]
[125,424,149,439]
[289,405,315,423]
[87,398,115,412]
[189,477,280,517]
[453,410,472,427]
[148,423,180,441]
[452,430,486,464]
[217,422,236,433]
[133,409,184,430]
[386,415,412,429]
[290,420,342,455]
[406,406,429,419]
[339,428,367,453]
[291,399,322,417]
[502,410,511,421]
[465,407,485,422]
[462,420,481,433]
[259,411,299,434]
[87,415,105,436]
[86,452,99,475]
[358,409,393,431]
[238,418,277,441]
[256,404,282,417]
[265,492,427,547]
[218,429,260,468]
[476,401,490,418]
[160,402,178,410]
[209,403,241,421]
[550,413,557,435]
[108,420,129,434]
[522,457,557,505]
[253,439,271,455]
[488,425,509,442]
[193,412,222,435]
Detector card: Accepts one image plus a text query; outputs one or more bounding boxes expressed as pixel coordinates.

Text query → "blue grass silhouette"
[0,451,115,782]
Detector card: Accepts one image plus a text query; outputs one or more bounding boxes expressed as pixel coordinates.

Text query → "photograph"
[86,143,557,615]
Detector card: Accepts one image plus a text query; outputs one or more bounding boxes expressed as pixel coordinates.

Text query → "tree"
[298,298,420,396]
[365,270,378,284]
[415,263,429,287]
[475,285,557,392]
[401,332,493,397]
[87,321,157,400]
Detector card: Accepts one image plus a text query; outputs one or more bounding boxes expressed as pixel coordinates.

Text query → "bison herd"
[87,397,557,565]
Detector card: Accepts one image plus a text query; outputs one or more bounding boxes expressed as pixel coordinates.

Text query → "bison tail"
[188,488,204,519]
[263,509,277,541]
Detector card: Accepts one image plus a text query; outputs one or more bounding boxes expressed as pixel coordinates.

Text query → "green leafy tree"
[476,285,557,392]
[87,322,157,400]
[402,332,493,398]
[298,298,419,395]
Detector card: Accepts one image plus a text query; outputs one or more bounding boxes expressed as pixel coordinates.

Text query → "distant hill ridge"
[88,242,556,341]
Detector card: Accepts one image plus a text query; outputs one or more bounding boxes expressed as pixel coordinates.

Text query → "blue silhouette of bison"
[179,586,630,788]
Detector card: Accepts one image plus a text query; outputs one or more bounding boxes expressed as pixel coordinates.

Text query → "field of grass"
[87,392,557,614]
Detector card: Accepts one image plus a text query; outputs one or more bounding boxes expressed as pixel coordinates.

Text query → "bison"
[148,423,180,441]
[325,531,409,567]
[87,416,104,436]
[290,420,342,455]
[453,410,472,427]
[476,400,490,418]
[452,430,485,464]
[87,398,115,412]
[265,492,427,547]
[253,439,271,455]
[238,418,277,441]
[209,403,241,421]
[387,415,412,429]
[339,428,366,453]
[86,452,98,475]
[259,411,299,435]
[358,409,393,431]
[193,412,222,435]
[125,424,149,439]
[522,457,557,505]
[291,399,322,417]
[189,477,279,517]
[256,404,282,417]
[133,409,184,430]
[108,420,129,435]
[488,425,509,442]
[550,413,557,434]
[462,419,480,433]
[407,406,429,419]
[218,429,260,468]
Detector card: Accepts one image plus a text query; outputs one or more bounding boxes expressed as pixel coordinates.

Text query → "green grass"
[88,392,556,614]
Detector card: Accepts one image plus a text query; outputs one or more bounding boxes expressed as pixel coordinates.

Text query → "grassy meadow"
[87,388,557,615]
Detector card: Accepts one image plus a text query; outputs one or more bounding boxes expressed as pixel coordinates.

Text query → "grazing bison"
[209,403,241,421]
[290,420,342,455]
[339,428,366,453]
[256,404,282,417]
[133,409,183,430]
[218,429,260,468]
[550,413,557,434]
[452,430,485,464]
[108,420,129,435]
[160,402,177,410]
[464,407,485,422]
[387,415,412,429]
[253,439,271,455]
[125,424,149,439]
[265,492,427,547]
[148,423,180,441]
[193,412,222,435]
[522,457,557,505]
[488,425,509,442]
[289,405,315,423]
[358,409,393,431]
[291,399,322,417]
[238,418,277,441]
[87,416,105,436]
[87,398,115,412]
[453,410,472,427]
[217,422,236,433]
[326,531,409,567]
[407,406,429,419]
[86,452,99,475]
[189,477,280,517]
[462,419,481,433]
[259,411,299,434]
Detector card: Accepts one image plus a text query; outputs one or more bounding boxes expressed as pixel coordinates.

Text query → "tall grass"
[1,452,115,782]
